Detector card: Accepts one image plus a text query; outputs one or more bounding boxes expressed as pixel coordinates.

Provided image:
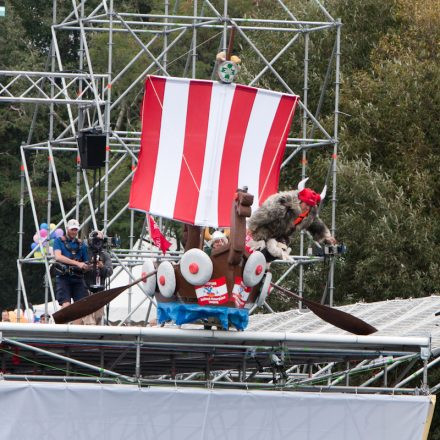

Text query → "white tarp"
[0,382,433,440]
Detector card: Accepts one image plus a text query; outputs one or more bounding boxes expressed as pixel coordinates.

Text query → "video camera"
[87,230,119,293]
[310,243,347,257]
[88,231,120,253]
[323,243,347,256]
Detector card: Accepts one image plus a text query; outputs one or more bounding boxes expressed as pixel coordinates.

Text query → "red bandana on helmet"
[298,188,321,207]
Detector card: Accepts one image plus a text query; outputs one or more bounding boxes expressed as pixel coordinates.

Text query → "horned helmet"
[297,178,327,207]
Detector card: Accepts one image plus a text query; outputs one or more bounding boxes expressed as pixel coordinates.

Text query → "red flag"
[147,215,171,254]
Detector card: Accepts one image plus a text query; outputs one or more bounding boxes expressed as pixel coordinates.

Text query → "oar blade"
[270,282,377,335]
[52,273,155,324]
[302,297,377,335]
[53,284,128,324]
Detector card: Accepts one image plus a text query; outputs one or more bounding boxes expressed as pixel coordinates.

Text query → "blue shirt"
[54,237,89,263]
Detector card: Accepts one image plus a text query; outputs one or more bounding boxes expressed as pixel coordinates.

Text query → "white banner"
[0,382,434,440]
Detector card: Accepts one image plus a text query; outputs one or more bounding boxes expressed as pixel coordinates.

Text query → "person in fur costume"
[247,178,336,260]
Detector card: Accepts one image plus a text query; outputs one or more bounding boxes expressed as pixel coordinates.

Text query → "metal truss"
[0,324,433,395]
[0,70,107,106]
[6,1,342,330]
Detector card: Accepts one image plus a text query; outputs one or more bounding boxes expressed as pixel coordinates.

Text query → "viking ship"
[54,72,375,335]
[128,74,298,330]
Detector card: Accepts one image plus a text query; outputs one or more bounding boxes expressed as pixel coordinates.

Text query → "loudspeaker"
[77,130,106,169]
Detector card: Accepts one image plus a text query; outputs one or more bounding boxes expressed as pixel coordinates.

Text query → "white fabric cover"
[0,382,432,440]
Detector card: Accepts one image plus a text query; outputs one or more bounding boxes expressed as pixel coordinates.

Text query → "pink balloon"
[55,228,64,238]
[33,233,39,243]
[39,229,48,238]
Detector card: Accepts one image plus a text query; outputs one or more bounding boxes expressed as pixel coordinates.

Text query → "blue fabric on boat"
[157,302,249,330]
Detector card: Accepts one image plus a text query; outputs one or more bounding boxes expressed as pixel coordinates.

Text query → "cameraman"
[53,219,89,309]
[83,230,113,325]
[85,230,113,288]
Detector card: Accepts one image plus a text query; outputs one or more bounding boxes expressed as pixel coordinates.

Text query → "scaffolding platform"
[0,322,431,394]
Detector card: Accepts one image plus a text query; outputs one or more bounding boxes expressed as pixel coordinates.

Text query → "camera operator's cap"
[66,219,80,230]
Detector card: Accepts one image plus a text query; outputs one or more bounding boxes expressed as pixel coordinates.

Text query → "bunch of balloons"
[30,222,64,258]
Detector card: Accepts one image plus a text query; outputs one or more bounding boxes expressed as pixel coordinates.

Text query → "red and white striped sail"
[129,75,298,227]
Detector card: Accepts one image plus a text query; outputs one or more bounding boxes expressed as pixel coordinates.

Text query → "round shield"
[217,60,240,83]
[141,259,156,297]
[256,271,272,307]
[157,261,176,298]
[243,251,266,287]
[180,248,213,285]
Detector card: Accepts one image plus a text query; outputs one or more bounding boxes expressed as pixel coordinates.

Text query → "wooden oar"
[270,283,377,335]
[53,271,157,324]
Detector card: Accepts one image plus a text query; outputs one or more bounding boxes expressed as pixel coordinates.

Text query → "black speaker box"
[77,130,106,169]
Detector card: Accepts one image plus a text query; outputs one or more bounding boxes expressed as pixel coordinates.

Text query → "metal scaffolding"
[1,0,343,324]
[0,322,433,395]
[2,294,440,394]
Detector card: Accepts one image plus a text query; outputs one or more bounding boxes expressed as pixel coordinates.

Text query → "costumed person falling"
[247,178,336,261]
